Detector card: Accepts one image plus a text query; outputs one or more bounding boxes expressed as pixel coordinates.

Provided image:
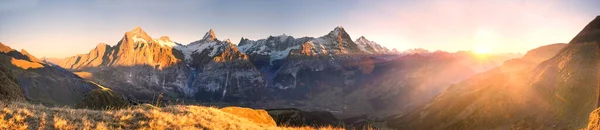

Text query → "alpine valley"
[11,16,600,129]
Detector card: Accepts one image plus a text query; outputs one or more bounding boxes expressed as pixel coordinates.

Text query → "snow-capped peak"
[356,36,370,43]
[354,36,391,54]
[328,26,345,36]
[202,29,217,41]
[274,34,292,42]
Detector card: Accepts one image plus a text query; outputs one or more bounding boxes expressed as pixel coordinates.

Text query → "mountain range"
[0,23,547,129]
[27,25,515,119]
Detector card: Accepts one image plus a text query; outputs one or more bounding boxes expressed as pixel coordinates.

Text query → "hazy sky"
[1,0,599,58]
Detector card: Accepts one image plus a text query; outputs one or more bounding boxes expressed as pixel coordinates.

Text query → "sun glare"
[473,46,492,55]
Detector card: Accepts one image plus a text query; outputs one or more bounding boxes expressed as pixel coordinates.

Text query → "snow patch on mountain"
[271,45,300,63]
[156,38,177,47]
[179,41,218,62]
[132,35,149,43]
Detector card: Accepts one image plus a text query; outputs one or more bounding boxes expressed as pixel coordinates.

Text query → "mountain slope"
[388,16,597,130]
[0,42,125,107]
[0,64,26,101]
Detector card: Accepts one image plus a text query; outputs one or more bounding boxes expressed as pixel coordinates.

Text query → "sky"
[1,0,600,58]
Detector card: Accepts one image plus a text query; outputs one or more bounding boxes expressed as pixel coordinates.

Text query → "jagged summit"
[569,15,600,44]
[122,26,153,43]
[202,29,217,41]
[328,26,347,36]
[127,26,149,36]
[132,26,143,32]
[357,36,369,42]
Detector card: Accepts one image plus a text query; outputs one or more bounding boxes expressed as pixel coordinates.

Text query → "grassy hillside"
[0,102,341,130]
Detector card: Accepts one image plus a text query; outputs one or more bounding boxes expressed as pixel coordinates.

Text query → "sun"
[473,46,492,55]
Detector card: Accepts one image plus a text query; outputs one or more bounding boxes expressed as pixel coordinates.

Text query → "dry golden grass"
[221,106,277,126]
[0,102,343,130]
[584,108,600,130]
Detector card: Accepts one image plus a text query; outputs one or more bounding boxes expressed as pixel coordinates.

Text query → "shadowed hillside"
[0,42,130,109]
[0,64,26,101]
